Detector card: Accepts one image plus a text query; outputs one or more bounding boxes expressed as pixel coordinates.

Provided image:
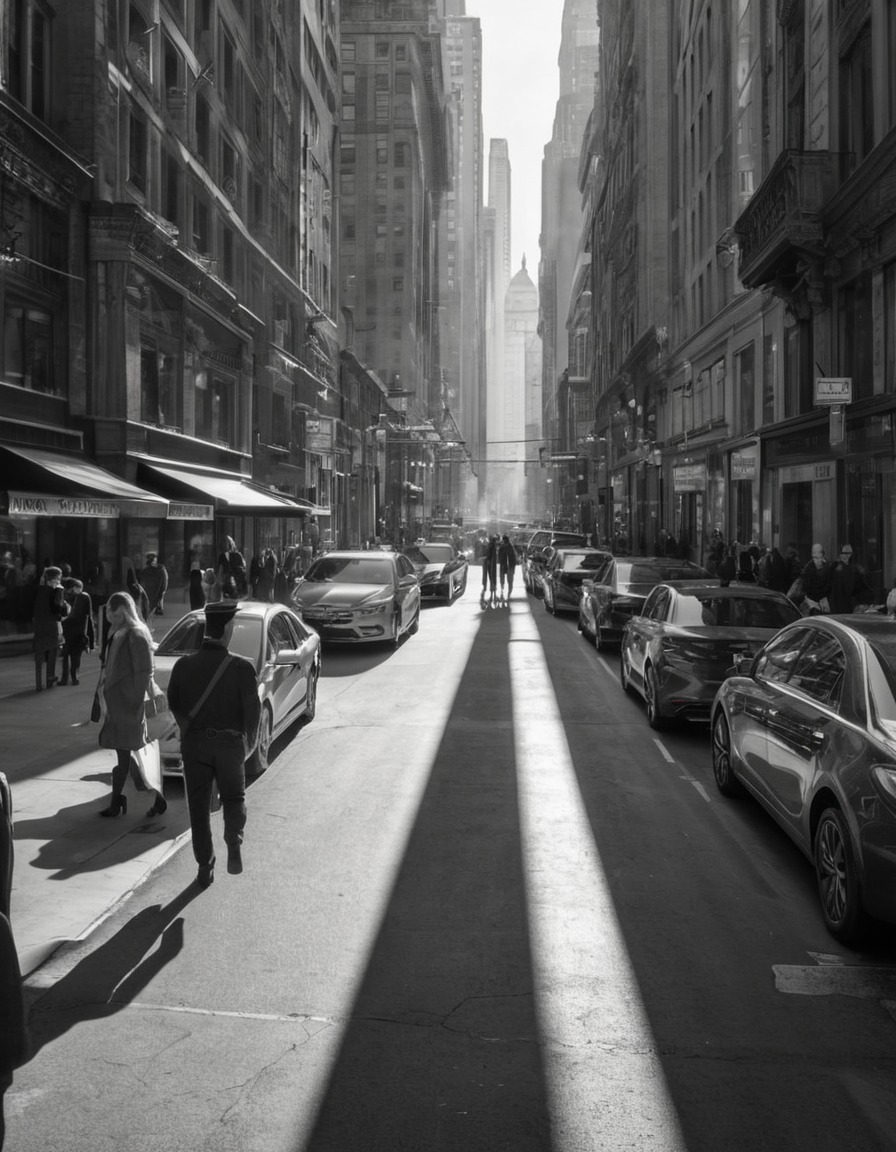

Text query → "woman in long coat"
[97,591,165,818]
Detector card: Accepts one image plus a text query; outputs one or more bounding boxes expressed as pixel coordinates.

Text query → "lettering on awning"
[167,502,214,520]
[7,492,120,518]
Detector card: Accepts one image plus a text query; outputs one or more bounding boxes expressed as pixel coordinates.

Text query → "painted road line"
[774,962,896,999]
[595,655,616,680]
[510,609,686,1152]
[653,737,711,803]
[653,738,675,763]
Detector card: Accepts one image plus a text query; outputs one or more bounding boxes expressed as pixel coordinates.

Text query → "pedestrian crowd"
[704,532,879,615]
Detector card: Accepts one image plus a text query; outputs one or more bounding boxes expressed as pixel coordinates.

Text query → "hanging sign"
[815,377,852,405]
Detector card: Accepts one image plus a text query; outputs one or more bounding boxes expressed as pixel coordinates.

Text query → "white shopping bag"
[130,740,162,795]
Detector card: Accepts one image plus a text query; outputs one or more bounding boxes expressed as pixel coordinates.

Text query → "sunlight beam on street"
[509,605,687,1151]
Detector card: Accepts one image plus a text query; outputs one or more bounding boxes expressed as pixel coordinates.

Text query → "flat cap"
[204,601,239,622]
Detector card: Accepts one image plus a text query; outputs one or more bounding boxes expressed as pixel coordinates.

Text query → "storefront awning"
[140,462,328,516]
[1,445,169,518]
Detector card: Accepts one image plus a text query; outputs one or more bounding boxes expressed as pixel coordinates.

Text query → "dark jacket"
[481,540,498,585]
[801,559,832,603]
[62,590,95,651]
[167,640,261,750]
[188,569,207,611]
[829,560,873,613]
[140,562,169,607]
[498,541,517,573]
[99,625,153,750]
[31,583,69,653]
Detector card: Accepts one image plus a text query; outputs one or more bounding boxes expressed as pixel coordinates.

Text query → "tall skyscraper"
[484,138,512,518]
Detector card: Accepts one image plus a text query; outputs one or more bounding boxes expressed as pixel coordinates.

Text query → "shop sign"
[167,502,214,520]
[730,452,757,481]
[780,462,834,484]
[815,377,852,405]
[673,463,706,491]
[306,417,333,453]
[7,491,120,518]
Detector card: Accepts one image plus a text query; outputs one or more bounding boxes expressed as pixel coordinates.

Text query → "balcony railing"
[733,149,839,289]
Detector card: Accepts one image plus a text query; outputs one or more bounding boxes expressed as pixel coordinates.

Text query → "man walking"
[139,552,169,616]
[166,602,260,887]
[498,534,517,600]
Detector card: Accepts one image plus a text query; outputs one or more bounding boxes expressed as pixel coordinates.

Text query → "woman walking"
[96,592,165,818]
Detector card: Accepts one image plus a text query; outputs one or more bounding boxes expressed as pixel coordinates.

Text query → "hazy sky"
[473,0,565,279]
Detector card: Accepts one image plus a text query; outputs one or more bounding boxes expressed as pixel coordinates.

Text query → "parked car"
[402,541,469,602]
[523,530,587,596]
[292,550,420,645]
[153,601,321,778]
[542,547,612,615]
[578,555,716,650]
[711,614,896,944]
[620,584,801,727]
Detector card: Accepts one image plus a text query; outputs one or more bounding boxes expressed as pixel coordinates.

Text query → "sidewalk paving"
[1,610,192,975]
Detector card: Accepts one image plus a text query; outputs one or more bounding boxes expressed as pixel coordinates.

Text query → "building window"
[341,39,356,62]
[161,151,180,226]
[395,43,407,61]
[395,72,411,94]
[195,94,210,165]
[376,41,390,57]
[220,137,240,204]
[392,277,403,292]
[394,142,408,167]
[3,305,55,394]
[221,226,236,284]
[192,194,210,254]
[839,273,873,401]
[375,92,390,120]
[128,108,148,193]
[735,342,755,434]
[127,2,152,80]
[140,345,177,426]
[194,371,234,446]
[840,25,873,171]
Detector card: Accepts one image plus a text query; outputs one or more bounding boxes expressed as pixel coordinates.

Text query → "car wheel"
[711,710,744,796]
[247,707,273,776]
[304,663,318,722]
[620,649,633,694]
[814,807,873,945]
[643,664,666,729]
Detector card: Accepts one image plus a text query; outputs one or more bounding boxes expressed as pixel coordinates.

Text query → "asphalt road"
[6,586,896,1151]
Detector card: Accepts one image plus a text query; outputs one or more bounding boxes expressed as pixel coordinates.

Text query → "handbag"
[144,677,170,742]
[130,739,162,795]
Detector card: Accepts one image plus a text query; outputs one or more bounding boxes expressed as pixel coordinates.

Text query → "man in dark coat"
[498,534,517,599]
[481,535,498,605]
[829,544,873,613]
[799,543,833,613]
[139,552,169,616]
[60,578,95,685]
[166,602,261,887]
[31,566,69,691]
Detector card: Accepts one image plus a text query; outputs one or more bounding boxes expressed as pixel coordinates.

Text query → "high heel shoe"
[99,795,127,817]
[146,794,167,817]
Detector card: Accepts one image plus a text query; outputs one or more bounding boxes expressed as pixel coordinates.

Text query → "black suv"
[522,530,587,596]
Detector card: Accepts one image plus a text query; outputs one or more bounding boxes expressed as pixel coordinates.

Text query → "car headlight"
[356,599,392,616]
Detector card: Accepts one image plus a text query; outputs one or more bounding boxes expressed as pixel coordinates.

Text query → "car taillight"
[870,765,896,813]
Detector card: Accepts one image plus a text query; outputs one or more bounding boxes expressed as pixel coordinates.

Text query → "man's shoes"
[197,862,215,888]
[227,845,243,875]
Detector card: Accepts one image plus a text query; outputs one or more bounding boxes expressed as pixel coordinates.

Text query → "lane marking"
[653,738,675,763]
[774,962,896,999]
[510,609,686,1151]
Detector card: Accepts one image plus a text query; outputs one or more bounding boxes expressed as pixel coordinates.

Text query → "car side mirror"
[273,648,301,666]
[731,652,755,677]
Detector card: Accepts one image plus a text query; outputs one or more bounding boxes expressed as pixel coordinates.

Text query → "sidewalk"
[2,609,191,975]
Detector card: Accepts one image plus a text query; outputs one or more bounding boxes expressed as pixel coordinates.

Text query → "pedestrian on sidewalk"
[480,534,498,606]
[498,533,517,600]
[125,566,151,623]
[188,563,207,611]
[139,552,169,616]
[60,578,95,686]
[166,601,261,888]
[96,592,165,819]
[31,566,69,692]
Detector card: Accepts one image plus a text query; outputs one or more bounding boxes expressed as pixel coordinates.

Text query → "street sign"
[815,377,852,405]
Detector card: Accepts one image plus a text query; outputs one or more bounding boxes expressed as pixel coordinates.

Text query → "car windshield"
[864,632,896,722]
[155,614,261,663]
[560,551,610,572]
[305,556,393,584]
[551,533,584,548]
[616,561,711,593]
[405,544,453,564]
[674,594,801,628]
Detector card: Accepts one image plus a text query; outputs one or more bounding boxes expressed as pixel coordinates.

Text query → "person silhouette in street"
[799,543,832,614]
[31,566,69,691]
[481,534,498,606]
[125,566,151,623]
[166,602,261,888]
[829,544,873,613]
[139,552,169,616]
[60,578,95,686]
[498,534,517,601]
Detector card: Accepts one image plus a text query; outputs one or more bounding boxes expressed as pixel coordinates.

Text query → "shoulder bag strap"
[181,655,234,736]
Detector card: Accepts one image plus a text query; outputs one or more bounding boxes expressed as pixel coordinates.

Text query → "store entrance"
[781,481,813,562]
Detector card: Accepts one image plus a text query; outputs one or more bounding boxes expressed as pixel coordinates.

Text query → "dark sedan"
[542,547,612,615]
[292,550,420,644]
[578,555,715,650]
[620,584,801,727]
[402,542,468,602]
[711,614,896,944]
[522,530,587,596]
[153,601,321,777]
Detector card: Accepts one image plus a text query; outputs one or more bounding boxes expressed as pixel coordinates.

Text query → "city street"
[6,588,896,1151]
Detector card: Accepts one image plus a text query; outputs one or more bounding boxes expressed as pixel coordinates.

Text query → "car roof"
[313,550,395,561]
[668,584,789,599]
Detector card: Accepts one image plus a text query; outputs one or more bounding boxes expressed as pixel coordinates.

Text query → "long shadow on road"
[302,601,553,1151]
